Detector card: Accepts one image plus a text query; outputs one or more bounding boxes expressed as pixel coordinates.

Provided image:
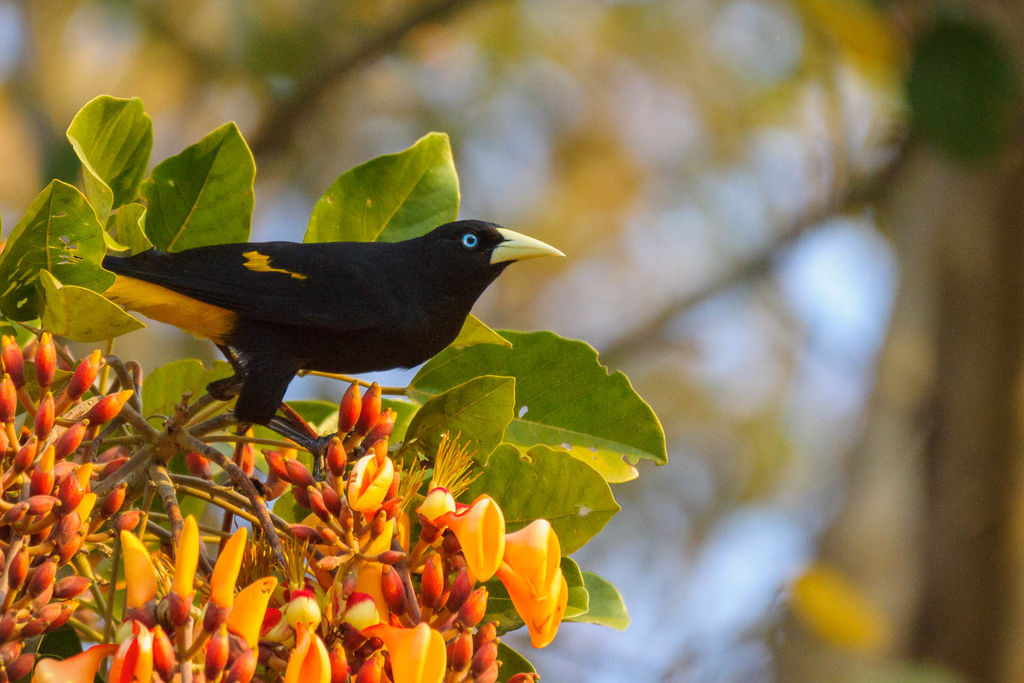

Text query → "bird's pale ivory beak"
[490,228,565,264]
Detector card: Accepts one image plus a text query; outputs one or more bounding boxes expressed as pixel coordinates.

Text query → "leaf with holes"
[141,122,254,251]
[66,95,153,221]
[409,331,667,477]
[466,443,618,554]
[0,181,114,320]
[304,132,459,243]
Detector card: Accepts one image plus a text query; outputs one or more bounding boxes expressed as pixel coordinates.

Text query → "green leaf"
[409,331,667,472]
[38,269,145,342]
[562,556,589,619]
[467,444,619,554]
[497,642,536,677]
[571,572,630,630]
[0,180,114,320]
[482,576,524,634]
[402,376,515,464]
[66,95,153,220]
[105,203,152,254]
[37,622,84,659]
[141,122,255,251]
[271,489,309,525]
[304,132,459,243]
[141,358,234,420]
[451,315,512,349]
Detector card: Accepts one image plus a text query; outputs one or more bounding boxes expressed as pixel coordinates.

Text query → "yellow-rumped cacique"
[102,220,563,445]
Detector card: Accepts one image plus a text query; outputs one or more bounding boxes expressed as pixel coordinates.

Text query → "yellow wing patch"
[104,276,237,344]
[242,251,308,280]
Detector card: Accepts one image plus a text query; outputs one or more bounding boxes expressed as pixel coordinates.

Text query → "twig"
[151,465,184,545]
[298,370,407,395]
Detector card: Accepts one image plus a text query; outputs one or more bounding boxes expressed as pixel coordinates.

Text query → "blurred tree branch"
[248,0,485,159]
[601,144,912,365]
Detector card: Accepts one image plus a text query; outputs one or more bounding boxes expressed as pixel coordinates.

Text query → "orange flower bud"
[338,383,362,434]
[355,383,381,435]
[53,420,88,460]
[57,472,84,511]
[33,393,54,438]
[151,625,175,682]
[53,574,92,600]
[13,436,38,473]
[354,654,383,683]
[321,483,342,518]
[361,409,395,449]
[329,645,349,683]
[446,568,471,613]
[286,458,317,490]
[98,456,128,480]
[114,509,143,533]
[2,502,27,526]
[418,553,444,611]
[28,557,58,597]
[283,622,331,683]
[110,621,154,683]
[34,333,56,389]
[343,592,380,632]
[100,483,127,518]
[380,565,407,616]
[0,375,15,424]
[227,577,278,649]
[7,547,28,591]
[33,643,118,683]
[236,436,255,477]
[211,527,247,609]
[205,626,230,681]
[224,647,257,683]
[264,449,290,482]
[26,494,59,517]
[120,531,158,609]
[8,652,35,681]
[0,337,23,389]
[307,486,331,522]
[84,389,133,425]
[470,639,497,677]
[448,631,473,673]
[347,452,394,515]
[416,487,456,527]
[448,495,505,582]
[185,450,213,479]
[326,436,347,478]
[365,622,446,683]
[456,587,488,629]
[289,523,323,544]
[495,519,569,648]
[65,350,101,401]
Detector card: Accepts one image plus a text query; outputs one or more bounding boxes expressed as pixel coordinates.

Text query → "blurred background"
[1,1,1022,680]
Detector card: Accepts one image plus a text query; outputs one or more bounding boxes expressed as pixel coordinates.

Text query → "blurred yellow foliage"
[790,562,889,652]
[796,0,907,78]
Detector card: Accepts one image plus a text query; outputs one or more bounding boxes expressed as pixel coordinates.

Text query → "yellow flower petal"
[367,623,446,683]
[227,577,278,648]
[119,530,157,608]
[210,526,247,608]
[449,495,505,582]
[172,515,200,597]
[283,622,330,683]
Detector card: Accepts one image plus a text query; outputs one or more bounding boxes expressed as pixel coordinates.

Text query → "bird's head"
[420,219,564,284]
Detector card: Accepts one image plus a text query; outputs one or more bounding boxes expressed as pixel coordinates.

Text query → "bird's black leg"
[264,416,332,480]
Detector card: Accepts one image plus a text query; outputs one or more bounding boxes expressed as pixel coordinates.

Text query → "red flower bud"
[26,494,59,517]
[446,567,471,613]
[380,565,407,616]
[13,436,38,473]
[7,548,28,591]
[326,436,347,478]
[354,383,381,436]
[475,662,499,683]
[0,611,16,642]
[0,337,23,389]
[66,350,101,401]
[2,502,28,526]
[114,509,143,533]
[288,524,323,544]
[57,472,84,511]
[236,440,255,477]
[292,485,311,509]
[162,590,192,629]
[55,532,84,564]
[474,622,497,649]
[285,459,316,490]
[34,333,56,389]
[321,483,342,518]
[448,632,473,673]
[53,574,92,600]
[421,553,444,610]
[53,420,89,461]
[205,627,230,680]
[263,469,289,500]
[307,487,330,522]
[98,456,128,480]
[152,625,176,681]
[338,383,362,434]
[33,392,54,438]
[456,587,488,629]
[0,640,22,667]
[84,389,133,425]
[507,675,540,683]
[354,654,383,683]
[39,599,77,633]
[0,375,16,423]
[264,449,290,482]
[203,602,232,634]
[101,483,127,518]
[361,409,395,449]
[470,640,498,677]
[186,450,213,479]
[31,467,55,496]
[7,652,34,681]
[224,647,257,683]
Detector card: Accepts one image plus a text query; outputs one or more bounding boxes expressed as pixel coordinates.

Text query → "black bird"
[102,220,563,450]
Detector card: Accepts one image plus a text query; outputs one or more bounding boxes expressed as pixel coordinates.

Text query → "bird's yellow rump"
[104,275,237,344]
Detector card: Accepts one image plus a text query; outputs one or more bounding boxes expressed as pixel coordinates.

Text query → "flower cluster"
[0,333,133,681]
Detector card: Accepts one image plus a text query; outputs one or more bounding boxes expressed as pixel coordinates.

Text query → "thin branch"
[248,0,483,158]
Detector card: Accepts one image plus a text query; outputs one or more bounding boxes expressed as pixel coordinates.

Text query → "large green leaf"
[66,95,153,221]
[140,122,254,251]
[304,132,459,243]
[451,315,512,349]
[39,269,145,342]
[570,572,630,630]
[141,358,234,420]
[402,376,514,463]
[497,643,536,678]
[409,331,667,474]
[0,180,114,320]
[466,444,619,554]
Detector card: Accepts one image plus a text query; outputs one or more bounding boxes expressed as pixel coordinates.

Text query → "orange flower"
[366,623,446,683]
[227,577,279,648]
[108,621,154,683]
[172,515,200,598]
[347,452,394,515]
[211,527,247,608]
[283,621,331,683]
[32,643,118,683]
[448,495,505,582]
[120,530,157,608]
[495,519,568,648]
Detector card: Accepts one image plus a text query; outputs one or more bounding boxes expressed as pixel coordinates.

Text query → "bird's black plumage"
[102,220,562,425]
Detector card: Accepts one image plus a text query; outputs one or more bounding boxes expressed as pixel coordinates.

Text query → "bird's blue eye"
[461,233,479,248]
